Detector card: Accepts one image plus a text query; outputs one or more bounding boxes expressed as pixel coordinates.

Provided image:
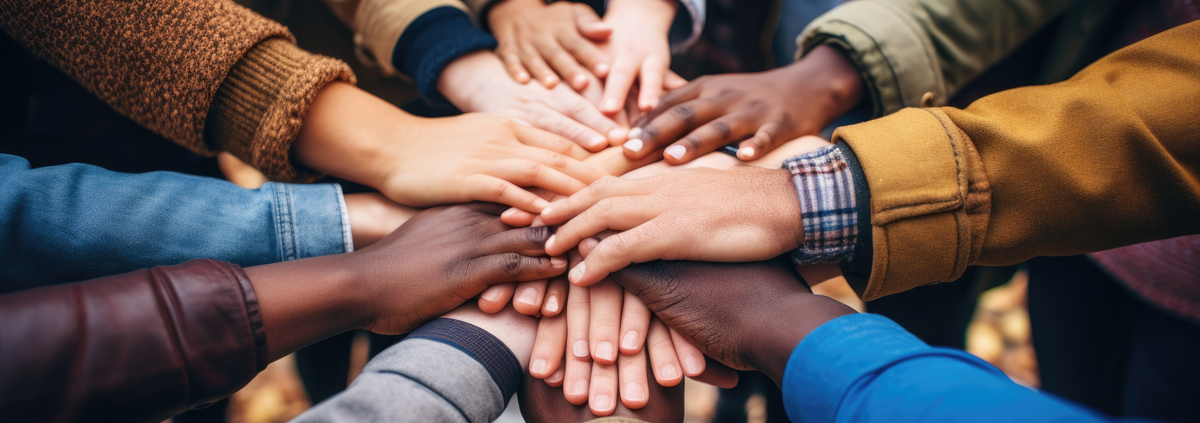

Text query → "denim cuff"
[265,182,353,261]
[782,314,1003,423]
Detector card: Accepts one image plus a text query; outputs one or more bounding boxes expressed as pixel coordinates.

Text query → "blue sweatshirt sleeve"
[782,313,1135,423]
[0,154,351,292]
[392,6,497,105]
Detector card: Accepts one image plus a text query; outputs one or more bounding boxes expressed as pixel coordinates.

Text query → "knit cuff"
[392,6,497,105]
[206,38,356,182]
[408,318,523,402]
[783,145,859,265]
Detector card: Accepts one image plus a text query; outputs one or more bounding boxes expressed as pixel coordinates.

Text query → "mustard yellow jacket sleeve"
[836,21,1200,300]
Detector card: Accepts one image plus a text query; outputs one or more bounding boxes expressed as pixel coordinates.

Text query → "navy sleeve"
[392,6,497,105]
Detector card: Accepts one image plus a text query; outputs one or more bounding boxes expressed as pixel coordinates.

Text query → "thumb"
[575,5,612,40]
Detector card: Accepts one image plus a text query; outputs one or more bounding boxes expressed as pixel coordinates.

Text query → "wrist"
[605,0,676,33]
[749,295,855,386]
[438,51,505,112]
[488,0,543,29]
[800,44,864,117]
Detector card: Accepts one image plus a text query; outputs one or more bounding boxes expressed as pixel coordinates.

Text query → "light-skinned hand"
[488,0,612,90]
[596,0,683,114]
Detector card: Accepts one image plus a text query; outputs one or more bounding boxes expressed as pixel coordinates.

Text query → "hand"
[541,165,809,286]
[442,303,539,370]
[440,51,624,150]
[597,0,680,113]
[608,259,856,385]
[294,82,603,213]
[246,203,567,360]
[488,0,611,90]
[622,45,863,163]
[519,351,684,423]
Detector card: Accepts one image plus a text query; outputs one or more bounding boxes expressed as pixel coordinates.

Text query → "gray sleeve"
[291,339,508,423]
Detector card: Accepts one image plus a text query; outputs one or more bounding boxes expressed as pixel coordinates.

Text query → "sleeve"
[832,21,1200,299]
[0,260,266,423]
[781,314,1124,423]
[294,318,522,423]
[795,0,1073,117]
[0,154,352,293]
[0,0,355,182]
[667,0,705,53]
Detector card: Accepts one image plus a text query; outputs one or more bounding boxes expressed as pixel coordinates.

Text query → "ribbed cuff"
[783,145,858,265]
[782,314,1002,423]
[408,318,523,402]
[392,7,497,105]
[835,141,872,296]
[265,182,354,262]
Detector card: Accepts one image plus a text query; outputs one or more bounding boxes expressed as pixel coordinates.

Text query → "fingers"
[545,363,565,387]
[543,275,569,316]
[663,113,758,164]
[670,327,706,377]
[479,283,516,313]
[623,99,722,160]
[546,196,658,257]
[559,31,608,79]
[618,292,651,355]
[736,122,782,161]
[569,223,677,286]
[573,4,612,45]
[499,49,533,84]
[645,317,684,387]
[540,175,653,227]
[530,308,567,379]
[600,57,639,114]
[513,124,594,160]
[462,174,552,213]
[513,279,548,315]
[485,159,590,197]
[664,71,688,90]
[564,281,592,405]
[588,361,619,416]
[637,56,666,111]
[548,96,624,151]
[537,39,593,91]
[471,253,568,285]
[520,43,560,88]
[618,348,650,409]
[588,279,624,365]
[689,358,739,389]
[478,225,553,257]
[500,207,538,227]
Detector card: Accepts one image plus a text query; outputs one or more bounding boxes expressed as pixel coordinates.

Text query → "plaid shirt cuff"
[783,145,858,265]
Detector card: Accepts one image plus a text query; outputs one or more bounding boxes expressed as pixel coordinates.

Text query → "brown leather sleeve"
[0,260,267,423]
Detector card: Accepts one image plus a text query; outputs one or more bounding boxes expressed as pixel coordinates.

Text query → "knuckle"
[525,226,552,246]
[524,161,544,180]
[545,151,569,169]
[669,106,695,123]
[712,120,732,138]
[683,136,702,151]
[501,252,526,277]
[490,181,510,199]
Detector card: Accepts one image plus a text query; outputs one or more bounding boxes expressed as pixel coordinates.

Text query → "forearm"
[0,155,350,293]
[244,254,366,362]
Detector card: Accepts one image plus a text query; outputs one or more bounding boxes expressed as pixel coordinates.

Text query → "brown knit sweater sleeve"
[0,0,354,181]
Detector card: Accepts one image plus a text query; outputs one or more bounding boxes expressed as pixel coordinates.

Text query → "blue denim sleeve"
[0,154,351,292]
[782,314,1137,423]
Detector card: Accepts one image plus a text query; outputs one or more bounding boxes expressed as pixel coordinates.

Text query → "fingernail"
[595,341,615,361]
[665,145,686,160]
[545,76,558,86]
[573,340,590,358]
[568,262,587,283]
[603,98,619,111]
[593,394,614,411]
[739,147,756,159]
[501,208,518,219]
[533,198,550,210]
[621,331,639,351]
[531,359,547,375]
[517,72,530,81]
[590,134,608,147]
[481,289,502,302]
[573,74,588,88]
[542,202,558,217]
[551,256,566,267]
[596,63,609,74]
[624,382,646,402]
[545,235,557,250]
[642,99,658,110]
[581,237,599,252]
[661,363,680,380]
[545,295,559,313]
[517,288,539,306]
[627,127,643,140]
[547,371,564,384]
[570,380,588,396]
[624,139,643,152]
[684,355,702,375]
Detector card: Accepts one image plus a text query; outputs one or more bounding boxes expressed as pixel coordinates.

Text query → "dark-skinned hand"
[621,44,863,164]
[606,259,856,385]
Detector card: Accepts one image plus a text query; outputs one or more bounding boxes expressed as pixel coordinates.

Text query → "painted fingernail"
[533,198,551,210]
[624,139,644,152]
[665,145,686,160]
[568,262,587,283]
[593,394,614,411]
[739,147,756,159]
[603,98,619,111]
[545,295,559,313]
[627,127,643,140]
[661,363,680,380]
[481,289,502,302]
[570,380,588,396]
[532,359,547,375]
[684,355,702,375]
[551,256,566,267]
[621,331,639,351]
[517,288,539,306]
[545,235,557,250]
[624,382,646,402]
[547,371,564,384]
[573,340,590,358]
[595,341,615,361]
